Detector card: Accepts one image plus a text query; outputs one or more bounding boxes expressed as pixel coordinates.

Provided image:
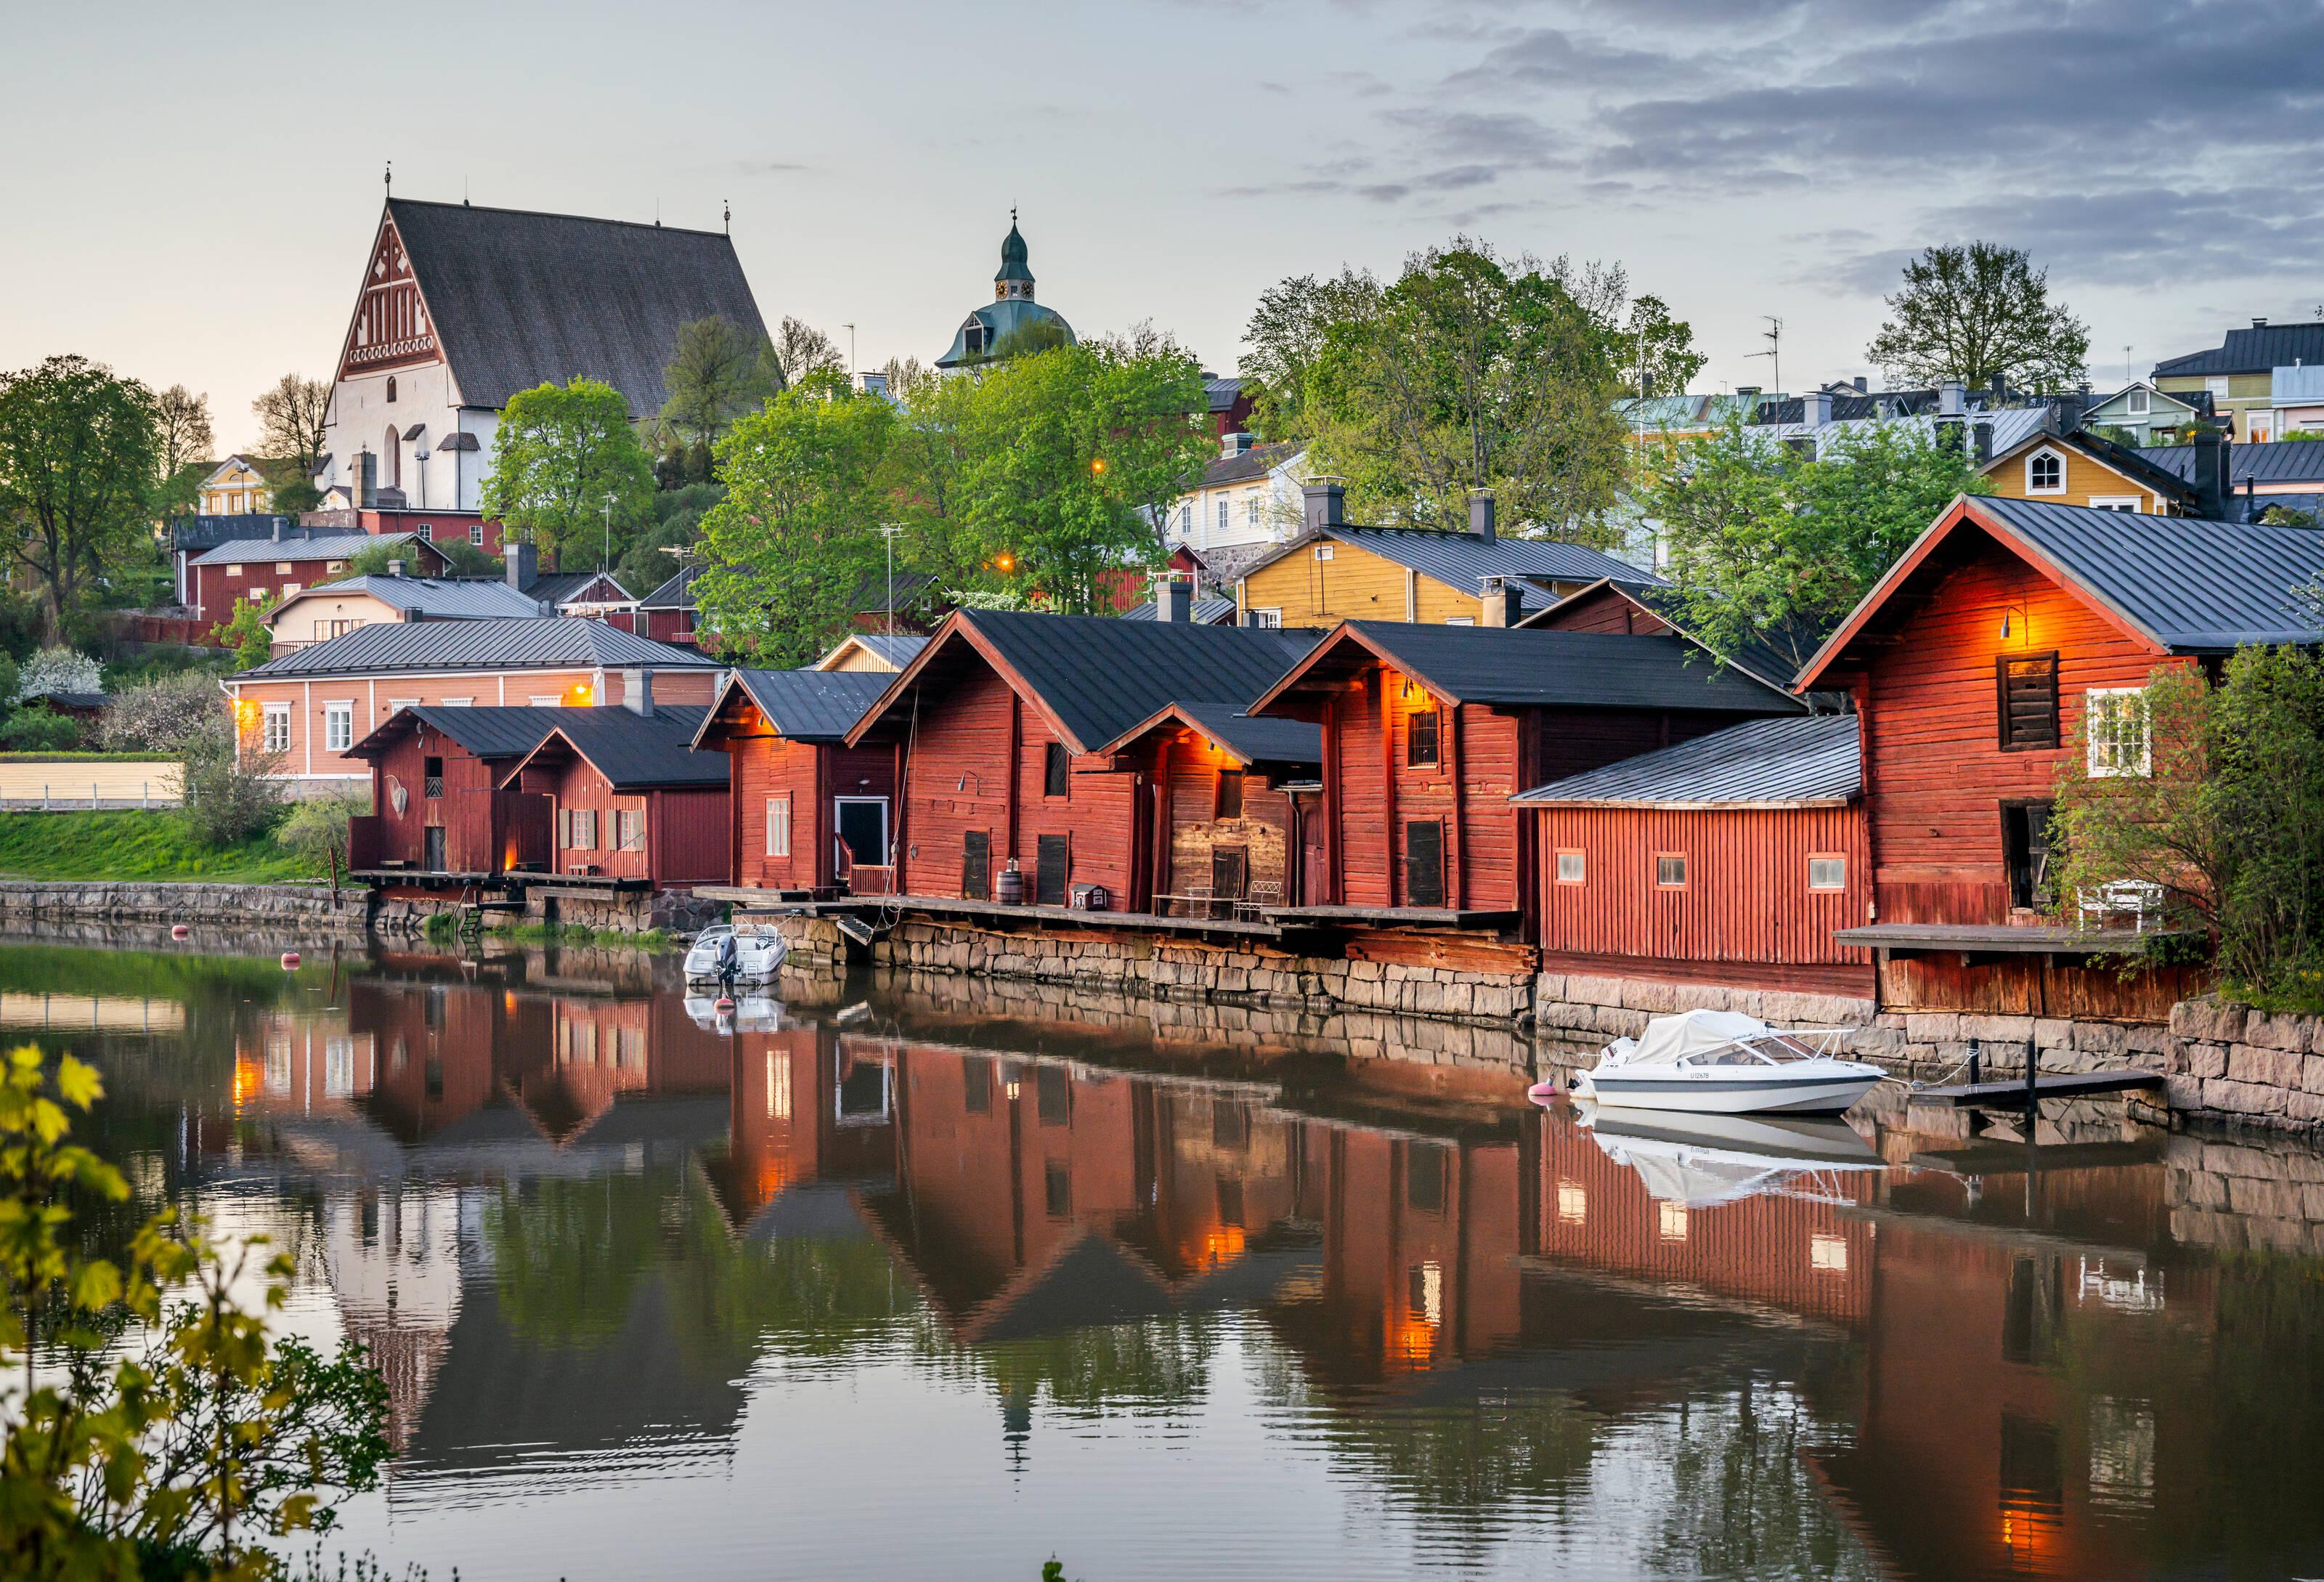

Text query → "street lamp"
[414,445,431,510]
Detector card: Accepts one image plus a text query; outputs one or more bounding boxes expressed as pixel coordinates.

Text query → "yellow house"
[198,455,277,516]
[1980,429,2202,516]
[813,633,930,672]
[1233,482,1661,629]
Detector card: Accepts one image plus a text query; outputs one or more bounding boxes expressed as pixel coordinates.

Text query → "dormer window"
[2026,448,2064,495]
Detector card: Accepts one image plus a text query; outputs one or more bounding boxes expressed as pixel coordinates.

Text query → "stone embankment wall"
[2163,1131,2324,1256]
[0,880,365,934]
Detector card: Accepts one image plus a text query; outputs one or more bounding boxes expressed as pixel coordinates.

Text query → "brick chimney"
[1301,479,1345,534]
[2193,427,2231,519]
[1468,488,1496,540]
[1479,576,1521,628]
[504,540,537,590]
[622,668,653,715]
[1155,575,1191,622]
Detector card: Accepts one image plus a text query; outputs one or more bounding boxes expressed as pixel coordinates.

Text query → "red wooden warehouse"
[691,668,901,894]
[1511,714,1872,995]
[503,691,734,891]
[346,705,564,880]
[845,604,1316,910]
[1795,493,2324,1015]
[1245,620,1805,928]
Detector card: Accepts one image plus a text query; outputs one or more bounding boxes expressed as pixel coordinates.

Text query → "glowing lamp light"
[1090,457,1106,475]
[994,553,1016,573]
[231,698,261,730]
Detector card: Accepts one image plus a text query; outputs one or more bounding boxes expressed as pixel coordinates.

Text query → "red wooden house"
[1512,714,1873,994]
[691,668,901,894]
[503,692,734,890]
[845,605,1317,911]
[184,529,449,625]
[346,705,564,877]
[1520,576,1819,697]
[1794,493,2324,1015]
[1246,621,1805,927]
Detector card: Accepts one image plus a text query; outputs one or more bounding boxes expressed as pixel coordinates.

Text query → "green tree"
[1087,327,1213,564]
[1646,417,1990,677]
[1865,242,2091,392]
[276,789,369,876]
[0,355,163,640]
[478,378,656,572]
[249,374,331,479]
[769,317,846,388]
[1240,267,1382,444]
[210,596,273,670]
[694,373,895,665]
[333,537,495,580]
[659,315,781,450]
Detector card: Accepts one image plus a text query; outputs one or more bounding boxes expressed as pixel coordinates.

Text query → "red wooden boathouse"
[503,690,734,891]
[692,668,901,894]
[346,705,564,877]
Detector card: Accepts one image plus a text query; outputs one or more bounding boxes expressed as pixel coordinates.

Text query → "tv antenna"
[1746,316,1783,413]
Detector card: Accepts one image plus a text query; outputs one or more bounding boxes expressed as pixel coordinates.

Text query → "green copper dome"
[996,218,1032,283]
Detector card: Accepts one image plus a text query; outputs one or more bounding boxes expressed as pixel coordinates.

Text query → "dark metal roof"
[2025,429,2203,503]
[1116,595,1238,625]
[2135,438,2324,487]
[1094,699,1322,766]
[387,198,768,417]
[723,668,893,743]
[524,706,728,789]
[1962,495,2324,651]
[1273,622,1805,713]
[638,564,704,609]
[190,532,429,567]
[168,514,300,553]
[1200,441,1299,488]
[527,571,633,607]
[1323,524,1663,592]
[287,577,546,619]
[829,632,928,668]
[2153,323,2324,378]
[240,616,721,678]
[1204,376,1247,413]
[842,568,940,612]
[1514,715,1859,808]
[936,297,1076,369]
[862,609,1320,753]
[348,704,568,761]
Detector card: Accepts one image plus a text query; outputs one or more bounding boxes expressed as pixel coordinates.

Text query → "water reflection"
[10,933,2324,1582]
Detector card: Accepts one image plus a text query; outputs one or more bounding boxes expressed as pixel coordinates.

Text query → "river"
[11,928,2324,1582]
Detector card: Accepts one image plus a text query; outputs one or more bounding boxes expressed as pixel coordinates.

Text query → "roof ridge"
[389,195,731,241]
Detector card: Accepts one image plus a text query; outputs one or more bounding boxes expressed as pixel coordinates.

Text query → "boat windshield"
[1747,1034,1825,1063]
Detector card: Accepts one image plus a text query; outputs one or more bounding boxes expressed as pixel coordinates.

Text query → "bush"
[12,644,102,700]
[100,670,226,753]
[277,789,369,873]
[179,731,286,847]
[0,707,86,751]
[211,596,274,670]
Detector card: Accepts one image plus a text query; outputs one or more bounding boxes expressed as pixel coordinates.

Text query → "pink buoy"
[714,997,736,1013]
[1527,1079,1561,1104]
[280,951,301,970]
[171,925,190,941]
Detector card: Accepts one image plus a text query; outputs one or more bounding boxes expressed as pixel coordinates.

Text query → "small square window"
[1808,854,1847,891]
[2026,450,2063,494]
[224,564,243,575]
[1656,853,1688,888]
[1314,544,1334,561]
[1556,850,1586,885]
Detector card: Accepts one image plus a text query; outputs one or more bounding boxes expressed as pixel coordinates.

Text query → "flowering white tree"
[12,645,102,700]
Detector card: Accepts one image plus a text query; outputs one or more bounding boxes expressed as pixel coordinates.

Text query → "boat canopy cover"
[1601,1008,1772,1069]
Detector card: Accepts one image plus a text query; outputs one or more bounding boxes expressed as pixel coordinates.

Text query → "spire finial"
[723,198,731,234]
[383,160,391,195]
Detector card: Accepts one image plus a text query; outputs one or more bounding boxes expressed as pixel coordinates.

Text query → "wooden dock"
[1906,1069,2166,1108]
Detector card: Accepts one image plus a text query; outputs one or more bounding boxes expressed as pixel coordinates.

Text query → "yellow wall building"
[198,455,276,516]
[1980,431,2199,516]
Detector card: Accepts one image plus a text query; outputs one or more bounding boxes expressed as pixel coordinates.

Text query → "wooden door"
[1404,819,1444,907]
[963,829,991,899]
[1036,835,1070,906]
[423,824,446,874]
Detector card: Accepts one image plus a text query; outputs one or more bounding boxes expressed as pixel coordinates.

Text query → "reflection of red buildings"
[705,1025,899,1226]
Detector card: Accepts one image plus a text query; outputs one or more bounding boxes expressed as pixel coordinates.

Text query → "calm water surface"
[15,930,2324,1582]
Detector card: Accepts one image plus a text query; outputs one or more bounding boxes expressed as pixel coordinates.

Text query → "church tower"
[937,212,1076,370]
[995,211,1034,302]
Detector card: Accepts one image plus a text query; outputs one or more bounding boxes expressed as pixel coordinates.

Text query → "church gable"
[336,216,444,384]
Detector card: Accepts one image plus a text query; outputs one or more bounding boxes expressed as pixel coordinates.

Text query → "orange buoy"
[171,925,190,941]
[714,997,736,1013]
[280,951,301,970]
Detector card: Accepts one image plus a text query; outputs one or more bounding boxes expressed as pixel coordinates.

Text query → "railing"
[846,865,898,896]
[0,760,185,811]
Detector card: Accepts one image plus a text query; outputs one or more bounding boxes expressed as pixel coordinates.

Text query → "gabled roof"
[237,616,720,678]
[199,453,275,484]
[1795,495,2324,689]
[1200,441,1301,489]
[190,532,434,567]
[511,706,728,790]
[527,570,633,607]
[638,564,704,610]
[1513,715,1859,809]
[1248,622,1805,717]
[382,198,768,416]
[273,576,546,622]
[2154,322,2324,379]
[1092,699,1323,767]
[847,609,1319,753]
[346,704,567,762]
[1985,429,2200,507]
[2137,437,2324,487]
[1204,376,1247,414]
[2087,378,2207,417]
[1317,524,1660,593]
[1516,577,1823,694]
[699,668,893,747]
[1116,595,1238,625]
[813,632,929,671]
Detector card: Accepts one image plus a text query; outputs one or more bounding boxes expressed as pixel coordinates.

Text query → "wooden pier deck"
[1906,1069,2166,1108]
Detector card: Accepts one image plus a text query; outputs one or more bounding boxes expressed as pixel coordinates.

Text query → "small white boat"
[683,922,788,984]
[1578,1109,1884,1207]
[682,993,789,1033]
[1569,1009,1885,1116]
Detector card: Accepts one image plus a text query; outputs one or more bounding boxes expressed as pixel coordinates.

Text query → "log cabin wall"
[1154,730,1295,903]
[1527,584,1672,636]
[1012,711,1139,906]
[898,665,1015,898]
[524,753,651,881]
[1532,803,1873,986]
[1837,543,2183,926]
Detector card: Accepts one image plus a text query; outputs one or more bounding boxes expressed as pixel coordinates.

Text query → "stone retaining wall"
[2164,1131,2324,1256]
[0,880,365,934]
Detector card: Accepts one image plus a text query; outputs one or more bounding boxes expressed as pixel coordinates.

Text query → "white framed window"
[2086,687,2152,777]
[326,560,345,573]
[1245,493,1261,527]
[322,702,353,753]
[615,808,645,851]
[1808,854,1847,891]
[564,808,597,849]
[280,583,299,599]
[1556,849,1586,885]
[1313,544,1334,561]
[2126,388,2150,417]
[261,703,291,753]
[2206,376,2230,400]
[1655,853,1688,888]
[440,697,473,707]
[1216,500,1228,535]
[224,563,243,575]
[1177,506,1191,535]
[2026,448,2065,495]
[469,523,484,546]
[2087,496,2142,513]
[275,561,293,575]
[527,695,559,707]
[765,795,792,857]
[386,697,418,714]
[1247,607,1282,628]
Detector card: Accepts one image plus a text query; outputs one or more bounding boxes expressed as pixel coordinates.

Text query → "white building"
[1165,434,1307,559]
[316,197,770,512]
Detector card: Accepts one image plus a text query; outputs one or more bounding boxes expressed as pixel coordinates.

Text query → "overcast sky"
[7,0,2319,452]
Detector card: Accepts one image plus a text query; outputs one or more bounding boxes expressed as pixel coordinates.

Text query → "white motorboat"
[1577,1109,1884,1208]
[683,922,788,984]
[682,993,789,1033]
[1569,1008,1885,1116]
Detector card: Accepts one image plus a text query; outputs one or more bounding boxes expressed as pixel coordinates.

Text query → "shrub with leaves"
[276,791,369,875]
[0,707,86,752]
[179,731,285,848]
[211,599,273,672]
[99,671,225,755]
[12,646,102,702]
[0,1047,391,1579]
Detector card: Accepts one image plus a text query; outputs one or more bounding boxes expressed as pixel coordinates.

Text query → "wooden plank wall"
[529,755,653,882]
[1158,730,1293,899]
[648,787,736,887]
[370,725,500,872]
[731,737,897,889]
[1532,803,1871,968]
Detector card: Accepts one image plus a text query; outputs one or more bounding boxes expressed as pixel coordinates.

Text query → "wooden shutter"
[1404,819,1445,906]
[962,829,990,899]
[1216,769,1244,818]
[1996,653,2060,750]
[1036,834,1070,905]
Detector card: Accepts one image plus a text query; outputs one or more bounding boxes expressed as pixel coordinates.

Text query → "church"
[316,195,769,512]
[935,216,1075,368]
